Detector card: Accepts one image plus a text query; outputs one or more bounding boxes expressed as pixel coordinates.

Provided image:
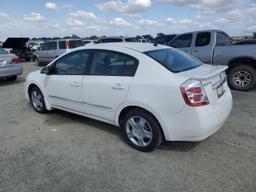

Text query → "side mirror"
[41,66,51,75]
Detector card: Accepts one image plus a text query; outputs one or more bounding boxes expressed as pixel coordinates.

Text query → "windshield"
[144,48,202,73]
[0,48,8,55]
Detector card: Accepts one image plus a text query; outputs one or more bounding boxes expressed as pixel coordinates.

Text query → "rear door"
[38,42,49,63]
[192,32,214,64]
[82,50,138,121]
[169,33,193,54]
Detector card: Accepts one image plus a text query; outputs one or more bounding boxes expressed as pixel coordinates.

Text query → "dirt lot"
[0,62,255,192]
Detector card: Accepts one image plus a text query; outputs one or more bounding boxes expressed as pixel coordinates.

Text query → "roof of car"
[82,42,168,53]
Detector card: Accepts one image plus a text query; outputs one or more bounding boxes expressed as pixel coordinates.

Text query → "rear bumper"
[161,88,233,141]
[0,64,23,78]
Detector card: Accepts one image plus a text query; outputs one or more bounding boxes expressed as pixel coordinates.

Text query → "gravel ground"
[0,62,255,192]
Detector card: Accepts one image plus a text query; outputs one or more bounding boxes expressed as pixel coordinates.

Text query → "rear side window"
[69,40,84,48]
[216,33,231,46]
[169,34,193,48]
[145,48,202,73]
[195,32,211,47]
[90,50,138,76]
[41,42,49,50]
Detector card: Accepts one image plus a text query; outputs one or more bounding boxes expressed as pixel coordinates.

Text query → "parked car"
[169,30,256,91]
[95,36,138,44]
[33,39,84,66]
[2,37,32,62]
[234,39,256,45]
[0,48,23,81]
[25,43,232,152]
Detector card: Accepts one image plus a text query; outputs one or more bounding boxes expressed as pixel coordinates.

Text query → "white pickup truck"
[169,30,256,91]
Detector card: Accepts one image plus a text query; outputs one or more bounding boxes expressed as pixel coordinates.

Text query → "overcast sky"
[0,0,255,40]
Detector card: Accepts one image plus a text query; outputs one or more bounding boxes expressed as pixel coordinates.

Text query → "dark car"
[2,38,32,61]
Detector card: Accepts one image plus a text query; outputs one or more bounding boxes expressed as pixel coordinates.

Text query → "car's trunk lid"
[2,38,29,49]
[177,64,228,105]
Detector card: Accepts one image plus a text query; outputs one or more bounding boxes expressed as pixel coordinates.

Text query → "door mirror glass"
[41,66,50,74]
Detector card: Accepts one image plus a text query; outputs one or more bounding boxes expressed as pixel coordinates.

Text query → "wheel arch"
[27,82,52,110]
[116,105,167,141]
[228,57,256,71]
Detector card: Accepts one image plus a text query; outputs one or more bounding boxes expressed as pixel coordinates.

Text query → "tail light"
[180,79,209,107]
[10,58,20,64]
[65,40,69,49]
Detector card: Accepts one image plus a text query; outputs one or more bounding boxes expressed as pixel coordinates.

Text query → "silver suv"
[33,39,84,66]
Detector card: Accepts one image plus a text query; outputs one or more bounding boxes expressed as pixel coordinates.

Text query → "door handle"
[112,83,125,90]
[194,50,199,52]
[71,82,80,87]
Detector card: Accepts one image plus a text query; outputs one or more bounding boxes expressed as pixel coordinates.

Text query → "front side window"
[169,34,193,48]
[48,42,57,50]
[41,43,49,50]
[145,48,202,73]
[53,51,90,75]
[195,32,211,47]
[90,50,138,76]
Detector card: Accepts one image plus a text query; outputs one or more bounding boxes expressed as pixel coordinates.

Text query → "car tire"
[121,109,163,152]
[6,75,17,81]
[29,86,47,113]
[228,65,256,91]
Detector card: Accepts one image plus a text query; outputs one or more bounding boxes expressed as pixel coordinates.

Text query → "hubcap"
[31,90,43,111]
[126,116,153,147]
[233,70,252,87]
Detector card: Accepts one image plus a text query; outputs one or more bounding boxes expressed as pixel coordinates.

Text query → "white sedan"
[25,43,233,152]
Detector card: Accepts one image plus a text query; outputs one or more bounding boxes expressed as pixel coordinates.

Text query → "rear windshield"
[144,48,202,73]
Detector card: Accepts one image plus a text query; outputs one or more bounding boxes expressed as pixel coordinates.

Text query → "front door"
[45,50,91,112]
[47,41,58,63]
[82,50,139,121]
[38,42,49,63]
